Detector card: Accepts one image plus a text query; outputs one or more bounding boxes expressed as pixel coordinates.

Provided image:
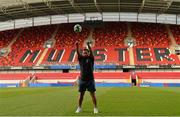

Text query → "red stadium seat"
[132,23,170,46]
[93,22,127,47]
[170,25,180,45]
[0,29,19,49]
[0,25,56,66]
[54,24,89,48]
[0,23,179,66]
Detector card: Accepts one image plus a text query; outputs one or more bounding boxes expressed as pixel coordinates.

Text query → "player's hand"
[75,41,79,46]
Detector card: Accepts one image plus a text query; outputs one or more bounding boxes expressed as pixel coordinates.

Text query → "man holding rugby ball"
[75,41,98,114]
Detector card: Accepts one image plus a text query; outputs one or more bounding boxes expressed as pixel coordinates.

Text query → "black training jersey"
[78,55,94,81]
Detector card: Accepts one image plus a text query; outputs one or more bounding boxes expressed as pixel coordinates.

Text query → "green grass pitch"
[0,87,180,116]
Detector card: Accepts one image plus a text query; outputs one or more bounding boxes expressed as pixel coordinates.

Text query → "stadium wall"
[1,72,180,87]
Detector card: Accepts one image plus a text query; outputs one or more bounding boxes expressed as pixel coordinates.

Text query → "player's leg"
[87,80,98,113]
[90,92,98,113]
[90,92,97,108]
[76,80,86,113]
[76,91,85,113]
[78,91,85,108]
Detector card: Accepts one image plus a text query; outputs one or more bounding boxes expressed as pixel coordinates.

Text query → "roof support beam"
[16,0,34,18]
[139,0,145,13]
[68,0,84,14]
[94,0,101,12]
[118,0,120,12]
[17,0,50,17]
[18,0,30,11]
[161,1,173,13]
[42,0,66,14]
[0,6,15,20]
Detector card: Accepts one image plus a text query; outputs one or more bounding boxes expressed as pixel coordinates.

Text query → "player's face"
[82,49,90,56]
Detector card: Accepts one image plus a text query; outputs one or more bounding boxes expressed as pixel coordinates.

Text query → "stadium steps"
[36,48,48,66]
[127,23,135,65]
[22,76,31,87]
[29,75,37,84]
[7,28,24,48]
[165,25,179,59]
[166,25,177,46]
[129,47,135,65]
[49,25,59,47]
[127,22,132,37]
[84,27,95,47]
[1,29,24,57]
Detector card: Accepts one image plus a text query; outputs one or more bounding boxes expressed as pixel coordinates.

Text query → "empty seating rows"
[137,72,180,79]
[0,23,179,66]
[0,72,130,84]
[0,72,130,80]
[170,25,180,45]
[0,72,179,84]
[0,73,31,80]
[0,29,20,66]
[131,23,170,46]
[1,72,179,80]
[35,72,129,79]
[137,72,180,85]
[54,24,89,48]
[0,29,19,48]
[93,22,127,46]
[0,25,56,66]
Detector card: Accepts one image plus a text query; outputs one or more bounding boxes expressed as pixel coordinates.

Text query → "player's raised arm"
[87,41,94,58]
[76,41,81,57]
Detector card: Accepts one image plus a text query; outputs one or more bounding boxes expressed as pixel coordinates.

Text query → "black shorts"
[78,79,96,92]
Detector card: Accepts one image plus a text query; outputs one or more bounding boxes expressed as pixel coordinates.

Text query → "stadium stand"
[131,23,170,46]
[137,72,180,80]
[0,22,179,67]
[0,25,56,66]
[92,22,127,46]
[54,24,89,48]
[1,72,180,87]
[0,72,130,84]
[137,72,180,87]
[0,73,31,80]
[0,73,31,84]
[0,29,19,48]
[15,25,56,49]
[170,25,180,45]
